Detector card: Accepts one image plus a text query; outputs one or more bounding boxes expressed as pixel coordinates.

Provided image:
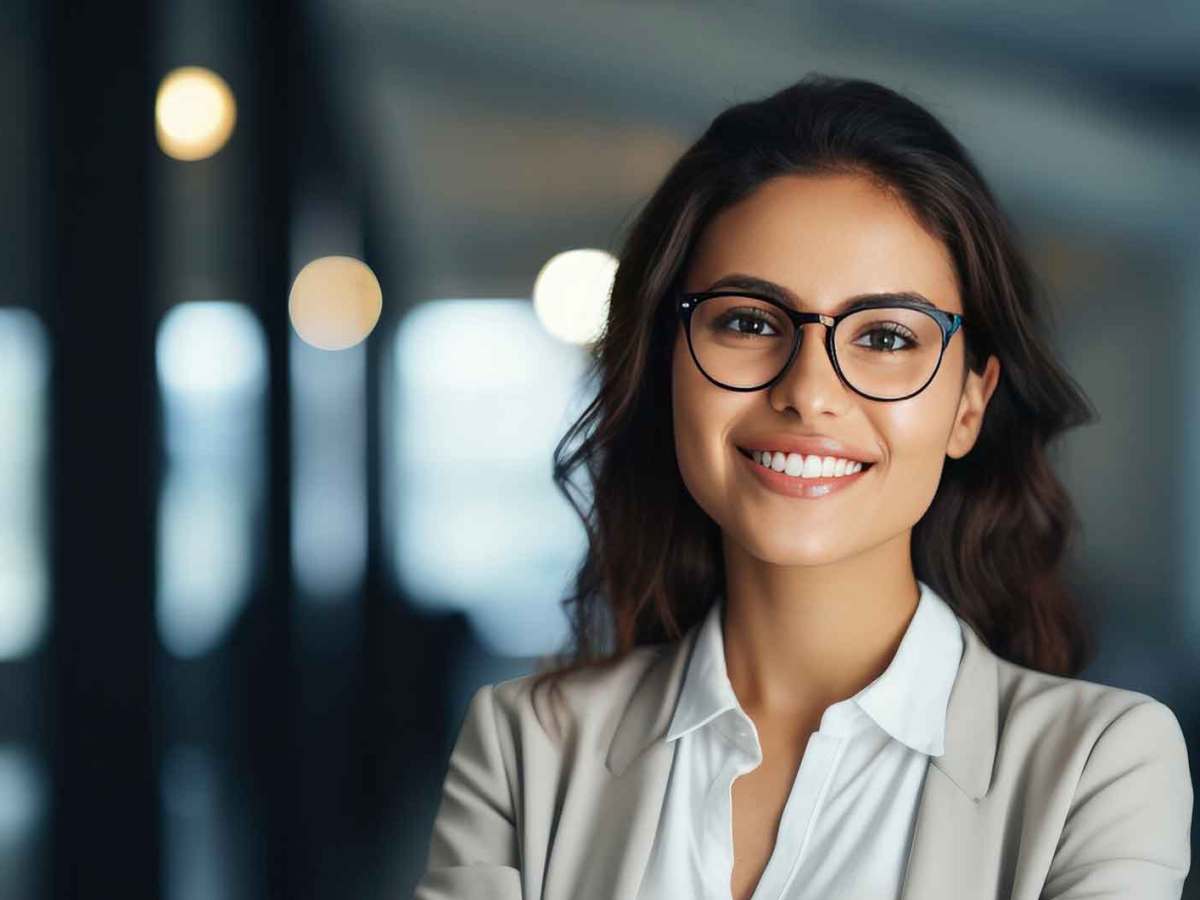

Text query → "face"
[671,172,1000,566]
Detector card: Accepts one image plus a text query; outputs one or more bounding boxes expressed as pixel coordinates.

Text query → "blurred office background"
[2,0,1198,896]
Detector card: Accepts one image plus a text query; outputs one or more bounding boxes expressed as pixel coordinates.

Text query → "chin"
[734,527,852,568]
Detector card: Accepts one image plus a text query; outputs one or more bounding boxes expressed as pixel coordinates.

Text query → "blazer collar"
[605,601,998,802]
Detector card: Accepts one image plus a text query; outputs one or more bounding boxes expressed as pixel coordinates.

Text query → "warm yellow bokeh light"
[289,256,383,351]
[155,66,237,161]
[532,248,617,346]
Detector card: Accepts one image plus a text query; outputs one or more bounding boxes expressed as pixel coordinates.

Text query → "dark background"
[1,0,1197,896]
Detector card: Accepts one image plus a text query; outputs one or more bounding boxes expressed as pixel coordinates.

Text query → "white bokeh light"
[532,248,617,345]
[155,302,266,659]
[157,302,266,399]
[0,309,49,660]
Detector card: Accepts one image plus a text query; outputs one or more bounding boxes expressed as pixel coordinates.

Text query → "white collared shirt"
[636,579,965,900]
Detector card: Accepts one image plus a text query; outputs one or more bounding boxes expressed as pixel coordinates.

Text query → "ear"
[946,354,1000,460]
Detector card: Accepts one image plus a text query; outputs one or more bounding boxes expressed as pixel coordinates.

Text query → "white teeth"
[751,450,866,478]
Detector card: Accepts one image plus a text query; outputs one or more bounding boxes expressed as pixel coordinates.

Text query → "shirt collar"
[664,578,964,757]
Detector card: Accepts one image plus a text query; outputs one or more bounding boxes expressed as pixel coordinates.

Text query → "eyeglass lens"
[689,295,944,398]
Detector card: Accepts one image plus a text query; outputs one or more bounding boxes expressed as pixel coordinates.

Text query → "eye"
[715,309,782,338]
[853,322,919,352]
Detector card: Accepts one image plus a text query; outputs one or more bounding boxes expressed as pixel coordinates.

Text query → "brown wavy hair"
[531,72,1098,698]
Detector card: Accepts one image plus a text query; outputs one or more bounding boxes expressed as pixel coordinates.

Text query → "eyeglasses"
[676,290,964,401]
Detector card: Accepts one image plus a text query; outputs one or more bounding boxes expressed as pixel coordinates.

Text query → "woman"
[414,74,1193,899]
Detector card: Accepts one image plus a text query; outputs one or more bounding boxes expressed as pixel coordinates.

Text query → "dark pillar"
[44,0,161,896]
[238,0,299,897]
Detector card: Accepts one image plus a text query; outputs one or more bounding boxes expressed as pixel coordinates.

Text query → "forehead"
[685,173,962,316]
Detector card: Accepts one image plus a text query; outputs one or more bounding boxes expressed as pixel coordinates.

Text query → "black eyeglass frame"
[676,290,965,402]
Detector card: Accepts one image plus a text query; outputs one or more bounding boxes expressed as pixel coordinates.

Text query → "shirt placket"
[709,704,861,900]
[702,711,762,899]
[768,731,849,896]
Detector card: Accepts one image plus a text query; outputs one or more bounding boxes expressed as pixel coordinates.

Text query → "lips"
[736,443,875,498]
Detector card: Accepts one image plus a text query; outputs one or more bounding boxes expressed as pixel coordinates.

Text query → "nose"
[768,321,849,409]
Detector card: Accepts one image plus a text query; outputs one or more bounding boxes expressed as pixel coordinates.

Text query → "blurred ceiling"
[828,0,1200,83]
[312,1,1200,299]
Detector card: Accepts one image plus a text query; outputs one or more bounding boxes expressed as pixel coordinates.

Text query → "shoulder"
[978,646,1195,891]
[978,636,1191,819]
[990,647,1187,754]
[484,642,673,749]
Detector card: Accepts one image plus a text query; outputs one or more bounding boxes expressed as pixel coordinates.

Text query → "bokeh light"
[532,248,617,345]
[155,66,237,161]
[288,256,383,351]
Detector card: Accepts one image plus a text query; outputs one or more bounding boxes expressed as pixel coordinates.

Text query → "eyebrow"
[704,273,939,313]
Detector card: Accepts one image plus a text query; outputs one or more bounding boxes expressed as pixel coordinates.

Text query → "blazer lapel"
[569,620,702,899]
[899,617,1000,898]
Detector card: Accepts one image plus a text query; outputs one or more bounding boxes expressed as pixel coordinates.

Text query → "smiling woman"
[415,74,1193,900]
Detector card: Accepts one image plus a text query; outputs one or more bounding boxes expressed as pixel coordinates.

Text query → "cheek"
[671,336,736,517]
[671,340,709,473]
[875,390,958,501]
[671,329,708,432]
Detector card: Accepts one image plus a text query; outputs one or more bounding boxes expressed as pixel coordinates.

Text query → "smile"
[737,446,875,478]
[735,446,875,499]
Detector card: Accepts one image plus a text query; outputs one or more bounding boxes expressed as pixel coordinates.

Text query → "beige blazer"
[415,611,1193,899]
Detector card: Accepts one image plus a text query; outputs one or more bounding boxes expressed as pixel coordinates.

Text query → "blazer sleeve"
[413,684,523,900]
[1041,698,1193,899]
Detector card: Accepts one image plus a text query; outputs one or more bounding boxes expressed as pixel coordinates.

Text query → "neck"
[719,530,920,720]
